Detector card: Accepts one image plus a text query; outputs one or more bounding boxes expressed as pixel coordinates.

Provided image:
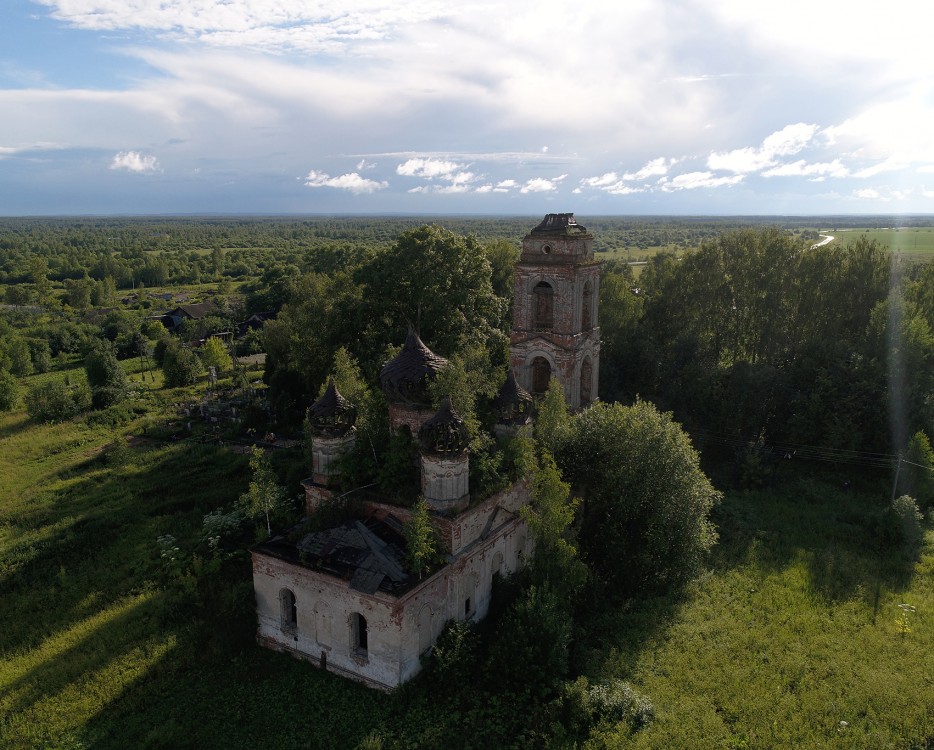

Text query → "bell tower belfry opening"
[510,213,600,410]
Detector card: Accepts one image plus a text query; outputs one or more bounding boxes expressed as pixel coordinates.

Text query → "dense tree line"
[600,229,934,461]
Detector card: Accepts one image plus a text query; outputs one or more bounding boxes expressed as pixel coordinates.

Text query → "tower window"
[580,358,593,407]
[531,357,551,396]
[533,281,554,330]
[582,280,593,331]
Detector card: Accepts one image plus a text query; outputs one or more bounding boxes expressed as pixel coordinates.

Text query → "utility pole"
[890,453,903,503]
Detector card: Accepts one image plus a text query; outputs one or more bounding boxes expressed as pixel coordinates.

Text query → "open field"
[826,227,934,259]
[1,365,931,748]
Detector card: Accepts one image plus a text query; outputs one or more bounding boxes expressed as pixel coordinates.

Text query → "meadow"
[826,227,934,259]
[1,363,931,748]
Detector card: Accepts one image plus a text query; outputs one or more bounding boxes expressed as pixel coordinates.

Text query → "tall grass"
[2,396,932,748]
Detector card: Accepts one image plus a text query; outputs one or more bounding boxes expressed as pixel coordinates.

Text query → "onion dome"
[308,379,356,437]
[418,397,469,456]
[379,331,448,406]
[492,371,533,426]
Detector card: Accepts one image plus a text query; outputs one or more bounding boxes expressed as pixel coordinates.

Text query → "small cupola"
[418,397,469,513]
[307,380,357,488]
[492,371,533,434]
[379,330,448,433]
[308,379,357,437]
[418,397,469,456]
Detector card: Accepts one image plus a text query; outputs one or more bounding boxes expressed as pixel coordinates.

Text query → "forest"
[1,215,933,749]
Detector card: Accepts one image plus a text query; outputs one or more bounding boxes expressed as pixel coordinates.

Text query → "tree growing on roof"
[402,496,441,579]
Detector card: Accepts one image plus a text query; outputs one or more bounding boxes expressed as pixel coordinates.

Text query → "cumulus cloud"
[396,158,462,179]
[708,123,818,174]
[664,172,744,190]
[854,188,882,200]
[578,158,676,195]
[304,169,387,193]
[762,159,849,178]
[110,150,160,172]
[623,157,673,180]
[578,173,646,195]
[520,175,567,193]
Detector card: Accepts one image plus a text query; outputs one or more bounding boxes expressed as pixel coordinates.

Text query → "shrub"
[25,379,91,422]
[84,340,130,409]
[889,494,924,549]
[0,369,20,411]
[163,344,203,387]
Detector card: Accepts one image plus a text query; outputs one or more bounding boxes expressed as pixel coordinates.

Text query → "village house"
[250,213,601,689]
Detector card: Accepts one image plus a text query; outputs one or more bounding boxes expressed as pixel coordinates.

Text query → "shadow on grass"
[81,640,389,750]
[709,463,919,606]
[0,412,32,441]
[0,441,251,657]
[571,588,686,680]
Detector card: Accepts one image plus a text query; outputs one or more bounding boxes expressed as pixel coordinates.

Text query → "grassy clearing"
[579,470,934,749]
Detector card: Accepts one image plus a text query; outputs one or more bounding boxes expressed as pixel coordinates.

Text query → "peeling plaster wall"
[251,483,531,690]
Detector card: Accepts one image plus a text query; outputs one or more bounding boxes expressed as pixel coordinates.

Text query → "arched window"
[533,281,554,330]
[279,589,297,631]
[352,612,368,657]
[582,280,593,331]
[531,357,551,397]
[580,358,593,407]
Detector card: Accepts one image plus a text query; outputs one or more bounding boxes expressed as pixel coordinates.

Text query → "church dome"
[308,379,356,437]
[418,397,469,456]
[492,371,533,426]
[380,331,448,406]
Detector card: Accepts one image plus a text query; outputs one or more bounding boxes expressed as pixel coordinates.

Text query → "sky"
[1,0,933,215]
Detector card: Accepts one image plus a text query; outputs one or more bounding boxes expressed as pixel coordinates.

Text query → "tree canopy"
[557,400,721,596]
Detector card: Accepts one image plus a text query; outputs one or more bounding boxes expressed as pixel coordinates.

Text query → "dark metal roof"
[379,330,448,406]
[529,213,588,235]
[492,371,534,426]
[308,379,356,437]
[418,396,469,456]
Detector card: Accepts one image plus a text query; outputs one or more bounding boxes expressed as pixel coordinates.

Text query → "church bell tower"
[510,213,600,410]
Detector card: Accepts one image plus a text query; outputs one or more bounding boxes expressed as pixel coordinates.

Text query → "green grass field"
[1,370,932,748]
[826,227,934,259]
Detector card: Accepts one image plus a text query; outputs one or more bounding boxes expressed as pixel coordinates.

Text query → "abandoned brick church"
[250,213,601,689]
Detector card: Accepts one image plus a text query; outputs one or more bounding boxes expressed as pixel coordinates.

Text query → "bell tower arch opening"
[532,281,554,330]
[531,356,552,397]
